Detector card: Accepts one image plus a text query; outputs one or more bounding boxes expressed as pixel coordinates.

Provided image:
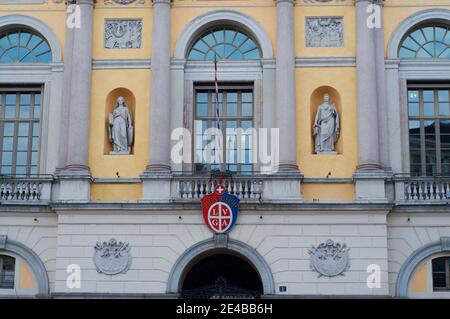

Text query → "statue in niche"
[108,96,133,155]
[313,93,340,154]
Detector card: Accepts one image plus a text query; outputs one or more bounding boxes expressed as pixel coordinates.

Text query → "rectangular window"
[194,84,254,174]
[0,87,42,177]
[432,257,450,291]
[408,86,450,176]
[0,255,15,290]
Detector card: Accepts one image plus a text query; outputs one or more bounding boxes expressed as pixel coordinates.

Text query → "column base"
[353,168,389,203]
[262,172,304,203]
[140,172,173,203]
[54,166,92,203]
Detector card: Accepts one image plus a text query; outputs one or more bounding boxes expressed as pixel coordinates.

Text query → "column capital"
[275,0,295,5]
[152,0,172,5]
[355,0,384,5]
[69,0,95,5]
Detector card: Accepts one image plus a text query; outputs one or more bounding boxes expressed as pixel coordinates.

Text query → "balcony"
[0,176,53,204]
[395,176,450,203]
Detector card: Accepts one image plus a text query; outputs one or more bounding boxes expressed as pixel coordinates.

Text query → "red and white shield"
[207,201,233,233]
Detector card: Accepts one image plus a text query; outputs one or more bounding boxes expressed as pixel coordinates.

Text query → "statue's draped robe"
[110,106,132,152]
[314,103,339,153]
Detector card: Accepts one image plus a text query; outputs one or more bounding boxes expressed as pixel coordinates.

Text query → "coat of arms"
[93,238,132,275]
[201,185,240,234]
[308,239,350,277]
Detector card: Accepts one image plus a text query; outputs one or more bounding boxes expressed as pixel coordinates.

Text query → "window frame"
[432,256,450,291]
[0,85,43,177]
[407,83,450,177]
[193,83,255,174]
[398,23,450,59]
[0,254,16,290]
[187,26,262,61]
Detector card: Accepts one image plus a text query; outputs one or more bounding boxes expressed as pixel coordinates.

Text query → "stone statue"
[108,96,133,154]
[313,93,340,154]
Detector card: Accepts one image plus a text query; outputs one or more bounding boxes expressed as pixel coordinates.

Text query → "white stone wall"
[387,212,450,296]
[0,213,57,292]
[54,210,389,296]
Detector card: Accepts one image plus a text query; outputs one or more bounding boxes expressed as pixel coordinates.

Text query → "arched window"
[0,29,52,63]
[188,27,261,61]
[399,24,450,59]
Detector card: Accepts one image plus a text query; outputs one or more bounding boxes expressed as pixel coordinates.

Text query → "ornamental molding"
[103,0,145,5]
[309,239,350,277]
[93,238,132,275]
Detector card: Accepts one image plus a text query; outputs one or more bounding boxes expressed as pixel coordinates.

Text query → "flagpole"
[214,55,223,184]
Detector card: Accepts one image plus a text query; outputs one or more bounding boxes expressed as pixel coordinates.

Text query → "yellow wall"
[18,260,36,290]
[296,67,358,179]
[92,183,142,202]
[89,69,150,178]
[0,3,66,59]
[295,5,355,57]
[303,184,355,202]
[93,7,152,60]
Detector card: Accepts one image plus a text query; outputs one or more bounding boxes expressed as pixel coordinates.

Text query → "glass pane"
[424,135,436,149]
[17,137,28,151]
[410,164,422,176]
[16,152,27,165]
[242,103,253,117]
[3,123,14,137]
[442,150,450,166]
[5,94,16,118]
[408,90,419,102]
[409,149,421,165]
[432,258,447,288]
[439,102,450,116]
[440,120,450,134]
[227,103,237,116]
[196,103,208,117]
[1,152,12,165]
[15,166,26,176]
[408,103,419,116]
[441,134,450,149]
[30,166,37,176]
[442,164,450,176]
[2,137,13,151]
[1,166,11,175]
[409,120,420,130]
[196,92,208,103]
[424,120,436,134]
[399,47,415,58]
[33,123,40,137]
[18,123,29,137]
[409,135,421,149]
[0,255,15,289]
[31,151,38,166]
[439,90,449,102]
[423,90,434,102]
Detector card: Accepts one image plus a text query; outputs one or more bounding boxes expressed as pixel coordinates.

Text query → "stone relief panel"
[104,19,143,49]
[306,17,344,48]
[93,238,132,275]
[308,239,350,277]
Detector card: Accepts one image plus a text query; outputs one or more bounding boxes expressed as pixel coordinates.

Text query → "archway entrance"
[181,253,263,299]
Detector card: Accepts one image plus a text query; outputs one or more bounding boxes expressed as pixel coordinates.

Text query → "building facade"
[0,0,449,298]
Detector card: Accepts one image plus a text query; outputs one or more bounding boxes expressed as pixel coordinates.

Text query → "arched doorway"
[181,252,263,299]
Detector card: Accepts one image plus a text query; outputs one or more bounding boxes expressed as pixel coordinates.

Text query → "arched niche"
[104,88,136,155]
[310,86,343,155]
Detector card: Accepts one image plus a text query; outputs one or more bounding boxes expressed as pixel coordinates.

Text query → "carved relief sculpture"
[313,93,340,154]
[108,96,134,155]
[306,17,344,47]
[93,238,132,275]
[104,19,142,49]
[308,239,350,277]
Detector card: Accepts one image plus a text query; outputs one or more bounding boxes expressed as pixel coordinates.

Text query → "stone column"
[142,0,172,202]
[267,0,302,202]
[374,0,391,172]
[56,0,94,202]
[354,0,387,202]
[275,0,299,173]
[144,0,172,173]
